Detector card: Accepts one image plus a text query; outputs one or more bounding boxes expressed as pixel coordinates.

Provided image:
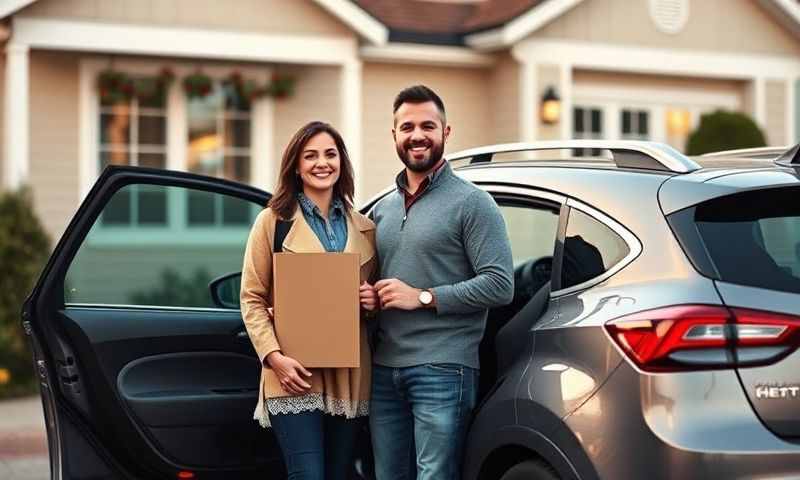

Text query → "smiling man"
[366,85,514,480]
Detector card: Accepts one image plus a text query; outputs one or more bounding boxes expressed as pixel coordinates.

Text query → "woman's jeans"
[269,409,365,480]
[369,363,479,480]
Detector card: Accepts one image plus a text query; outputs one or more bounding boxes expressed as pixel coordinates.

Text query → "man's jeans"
[370,363,478,480]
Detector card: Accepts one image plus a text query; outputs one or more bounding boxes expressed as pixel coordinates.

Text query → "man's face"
[392,101,450,173]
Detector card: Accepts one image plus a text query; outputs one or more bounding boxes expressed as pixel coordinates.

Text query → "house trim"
[3,42,28,190]
[360,43,495,68]
[311,0,388,45]
[12,17,360,66]
[0,0,35,18]
[466,0,584,50]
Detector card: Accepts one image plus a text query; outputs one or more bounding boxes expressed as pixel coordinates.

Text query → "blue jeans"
[269,410,365,480]
[369,363,479,480]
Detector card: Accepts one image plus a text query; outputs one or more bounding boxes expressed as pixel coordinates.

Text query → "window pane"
[138,153,166,169]
[638,111,649,135]
[65,184,260,308]
[138,115,167,145]
[100,110,131,146]
[224,118,251,148]
[222,195,252,226]
[621,111,632,134]
[223,82,251,112]
[100,150,131,169]
[138,186,167,225]
[562,209,629,289]
[498,203,560,307]
[223,155,250,183]
[101,188,131,225]
[573,107,584,133]
[188,190,216,225]
[590,109,602,134]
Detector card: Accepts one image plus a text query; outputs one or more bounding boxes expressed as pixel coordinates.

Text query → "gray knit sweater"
[371,162,514,369]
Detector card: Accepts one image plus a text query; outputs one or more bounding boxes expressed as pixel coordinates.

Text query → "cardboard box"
[272,252,360,368]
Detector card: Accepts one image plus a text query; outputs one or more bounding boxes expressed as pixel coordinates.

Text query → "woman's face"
[297,132,341,195]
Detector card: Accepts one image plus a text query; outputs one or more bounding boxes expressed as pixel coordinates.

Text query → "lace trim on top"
[254,393,370,428]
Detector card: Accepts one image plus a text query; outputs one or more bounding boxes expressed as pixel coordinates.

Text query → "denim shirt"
[297,193,348,252]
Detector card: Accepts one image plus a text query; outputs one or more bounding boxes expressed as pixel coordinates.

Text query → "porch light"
[667,109,691,136]
[540,86,561,125]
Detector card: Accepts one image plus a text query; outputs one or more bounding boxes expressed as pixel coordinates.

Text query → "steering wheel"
[516,256,552,300]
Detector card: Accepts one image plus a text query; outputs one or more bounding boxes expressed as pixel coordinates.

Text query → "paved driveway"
[0,395,49,480]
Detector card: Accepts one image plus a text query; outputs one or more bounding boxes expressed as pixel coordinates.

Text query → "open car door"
[23,166,282,479]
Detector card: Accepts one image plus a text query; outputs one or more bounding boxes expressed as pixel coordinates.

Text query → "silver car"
[23,140,800,479]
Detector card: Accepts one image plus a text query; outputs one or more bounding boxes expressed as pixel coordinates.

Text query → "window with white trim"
[187,81,252,226]
[573,106,603,157]
[98,83,168,226]
[621,109,649,140]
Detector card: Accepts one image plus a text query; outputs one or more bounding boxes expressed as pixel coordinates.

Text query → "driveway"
[0,395,49,480]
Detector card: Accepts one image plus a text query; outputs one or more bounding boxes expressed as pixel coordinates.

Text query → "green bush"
[0,187,51,399]
[686,110,767,155]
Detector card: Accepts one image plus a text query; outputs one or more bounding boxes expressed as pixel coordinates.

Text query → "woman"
[240,121,379,480]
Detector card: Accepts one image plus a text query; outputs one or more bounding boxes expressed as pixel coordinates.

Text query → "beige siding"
[535,0,800,56]
[573,70,746,100]
[537,64,561,141]
[765,79,787,146]
[361,62,492,199]
[490,53,520,144]
[29,51,81,240]
[272,65,341,186]
[19,0,354,38]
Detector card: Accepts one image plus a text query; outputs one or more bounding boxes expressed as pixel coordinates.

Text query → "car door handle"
[236,330,249,339]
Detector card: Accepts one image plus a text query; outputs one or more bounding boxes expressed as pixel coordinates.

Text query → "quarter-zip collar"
[395,159,450,196]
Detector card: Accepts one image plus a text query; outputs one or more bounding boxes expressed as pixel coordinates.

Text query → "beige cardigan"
[239,206,378,421]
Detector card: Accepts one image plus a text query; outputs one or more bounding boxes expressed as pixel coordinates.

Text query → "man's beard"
[396,138,445,173]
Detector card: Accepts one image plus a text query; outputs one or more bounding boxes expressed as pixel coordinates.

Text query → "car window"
[497,201,560,306]
[561,208,630,290]
[694,187,800,294]
[65,184,259,308]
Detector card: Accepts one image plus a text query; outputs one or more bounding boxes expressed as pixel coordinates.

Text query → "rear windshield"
[694,187,800,294]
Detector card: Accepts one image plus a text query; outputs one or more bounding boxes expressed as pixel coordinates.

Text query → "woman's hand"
[359,282,379,312]
[266,351,312,395]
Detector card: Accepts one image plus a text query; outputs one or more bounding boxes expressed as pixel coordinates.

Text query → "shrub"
[0,187,51,399]
[686,110,767,155]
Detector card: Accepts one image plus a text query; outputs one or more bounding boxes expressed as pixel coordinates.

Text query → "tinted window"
[695,187,800,294]
[561,208,630,289]
[65,184,258,308]
[498,202,560,307]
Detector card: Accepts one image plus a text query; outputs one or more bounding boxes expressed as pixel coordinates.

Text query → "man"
[362,85,514,480]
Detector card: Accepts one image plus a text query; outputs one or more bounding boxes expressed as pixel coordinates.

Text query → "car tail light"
[604,305,800,372]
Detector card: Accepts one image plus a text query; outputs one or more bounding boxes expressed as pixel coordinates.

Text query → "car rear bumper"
[565,362,800,479]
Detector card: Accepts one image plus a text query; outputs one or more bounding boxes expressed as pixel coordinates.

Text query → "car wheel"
[499,460,560,480]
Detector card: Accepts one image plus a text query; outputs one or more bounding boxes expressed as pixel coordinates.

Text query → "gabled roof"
[0,0,37,18]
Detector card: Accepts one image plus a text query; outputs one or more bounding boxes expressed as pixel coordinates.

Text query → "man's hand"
[360,282,379,312]
[375,278,423,310]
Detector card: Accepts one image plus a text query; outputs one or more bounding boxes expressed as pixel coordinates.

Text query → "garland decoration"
[183,71,213,99]
[97,69,134,104]
[133,67,175,103]
[267,72,295,99]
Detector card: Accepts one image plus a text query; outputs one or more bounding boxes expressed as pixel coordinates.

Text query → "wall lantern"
[667,109,691,136]
[540,86,561,125]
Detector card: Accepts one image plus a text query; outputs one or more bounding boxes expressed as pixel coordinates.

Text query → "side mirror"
[209,272,242,309]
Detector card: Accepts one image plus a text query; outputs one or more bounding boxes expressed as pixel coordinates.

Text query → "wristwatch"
[418,289,433,306]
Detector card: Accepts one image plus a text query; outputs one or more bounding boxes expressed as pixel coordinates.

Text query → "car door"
[23,165,282,480]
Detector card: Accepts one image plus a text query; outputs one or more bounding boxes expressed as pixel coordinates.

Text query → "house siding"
[29,50,81,241]
[18,0,354,38]
[361,62,492,199]
[272,64,342,187]
[490,53,520,144]
[0,52,5,190]
[765,79,787,145]
[535,0,800,57]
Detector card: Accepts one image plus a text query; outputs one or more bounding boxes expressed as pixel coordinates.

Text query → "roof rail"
[445,140,701,174]
[774,144,800,167]
[702,146,788,160]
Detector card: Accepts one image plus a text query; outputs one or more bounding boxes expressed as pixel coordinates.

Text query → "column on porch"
[3,42,29,190]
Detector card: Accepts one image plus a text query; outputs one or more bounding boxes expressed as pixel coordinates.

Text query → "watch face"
[420,290,433,305]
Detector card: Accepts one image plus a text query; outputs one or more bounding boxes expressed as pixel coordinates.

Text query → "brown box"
[272,252,360,368]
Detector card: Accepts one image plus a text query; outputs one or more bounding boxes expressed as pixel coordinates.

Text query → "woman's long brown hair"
[268,121,355,220]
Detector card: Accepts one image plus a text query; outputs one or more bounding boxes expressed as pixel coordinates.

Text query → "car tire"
[499,460,560,480]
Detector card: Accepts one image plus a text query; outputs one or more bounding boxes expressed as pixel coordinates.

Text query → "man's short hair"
[393,85,446,124]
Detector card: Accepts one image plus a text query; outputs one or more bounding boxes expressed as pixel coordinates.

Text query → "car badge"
[755,384,800,399]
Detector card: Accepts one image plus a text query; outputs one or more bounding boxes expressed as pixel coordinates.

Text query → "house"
[2,0,800,245]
